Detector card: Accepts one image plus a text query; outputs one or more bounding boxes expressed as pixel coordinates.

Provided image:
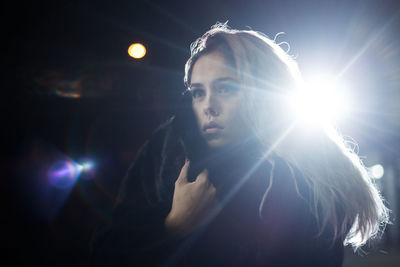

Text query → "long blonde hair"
[184,22,389,249]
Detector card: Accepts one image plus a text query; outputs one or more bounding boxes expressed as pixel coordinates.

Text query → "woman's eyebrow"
[189,83,203,88]
[212,77,239,86]
[190,77,239,89]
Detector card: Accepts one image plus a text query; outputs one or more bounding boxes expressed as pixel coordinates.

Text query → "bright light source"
[77,157,96,180]
[290,76,349,125]
[128,43,146,59]
[369,164,384,179]
[80,161,93,171]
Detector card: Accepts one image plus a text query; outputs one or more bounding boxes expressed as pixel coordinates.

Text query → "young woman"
[91,22,389,267]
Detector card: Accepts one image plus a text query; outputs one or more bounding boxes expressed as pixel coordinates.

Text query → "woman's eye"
[217,83,239,94]
[191,89,205,99]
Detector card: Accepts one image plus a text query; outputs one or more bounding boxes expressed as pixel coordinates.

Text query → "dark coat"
[90,117,344,267]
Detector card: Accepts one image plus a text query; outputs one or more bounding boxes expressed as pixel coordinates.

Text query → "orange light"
[128,43,146,59]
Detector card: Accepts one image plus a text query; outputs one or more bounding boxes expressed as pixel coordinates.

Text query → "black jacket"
[90,117,344,267]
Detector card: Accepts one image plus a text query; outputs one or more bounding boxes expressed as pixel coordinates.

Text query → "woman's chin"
[205,138,228,149]
[205,137,234,150]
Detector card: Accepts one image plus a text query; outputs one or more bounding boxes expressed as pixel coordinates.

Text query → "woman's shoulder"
[269,155,312,201]
[258,156,344,265]
[258,155,318,236]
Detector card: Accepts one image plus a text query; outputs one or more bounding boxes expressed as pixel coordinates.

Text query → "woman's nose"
[204,94,220,117]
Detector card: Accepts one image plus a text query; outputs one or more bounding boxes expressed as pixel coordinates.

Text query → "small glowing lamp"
[128,43,146,59]
[369,164,384,179]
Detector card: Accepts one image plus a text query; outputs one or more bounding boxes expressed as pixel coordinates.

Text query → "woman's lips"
[205,127,221,134]
[203,122,223,134]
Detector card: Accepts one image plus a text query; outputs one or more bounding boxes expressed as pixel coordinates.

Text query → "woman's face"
[189,50,249,149]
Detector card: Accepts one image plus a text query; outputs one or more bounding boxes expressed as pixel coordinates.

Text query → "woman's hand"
[165,161,220,238]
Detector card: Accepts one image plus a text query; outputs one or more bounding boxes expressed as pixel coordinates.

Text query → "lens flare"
[35,71,82,98]
[48,160,81,189]
[53,89,81,98]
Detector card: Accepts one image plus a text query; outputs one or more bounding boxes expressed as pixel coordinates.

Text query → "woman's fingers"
[176,160,190,185]
[177,162,211,187]
[167,164,219,237]
[195,169,210,186]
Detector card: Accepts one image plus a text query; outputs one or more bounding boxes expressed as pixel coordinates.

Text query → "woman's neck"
[205,135,263,162]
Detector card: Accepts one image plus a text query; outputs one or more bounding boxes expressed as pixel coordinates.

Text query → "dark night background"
[3,0,400,266]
